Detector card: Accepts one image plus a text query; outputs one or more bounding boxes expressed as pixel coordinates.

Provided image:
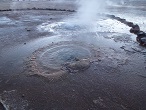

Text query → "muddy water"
[0,3,146,110]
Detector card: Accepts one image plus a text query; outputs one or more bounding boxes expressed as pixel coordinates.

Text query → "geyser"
[74,0,106,26]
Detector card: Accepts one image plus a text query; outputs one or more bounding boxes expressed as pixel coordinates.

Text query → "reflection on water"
[39,44,92,70]
[0,17,12,24]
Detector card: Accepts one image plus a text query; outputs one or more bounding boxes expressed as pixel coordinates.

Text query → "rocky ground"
[0,1,146,110]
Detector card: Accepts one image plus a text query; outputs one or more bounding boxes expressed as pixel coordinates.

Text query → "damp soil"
[0,1,146,110]
[0,102,5,110]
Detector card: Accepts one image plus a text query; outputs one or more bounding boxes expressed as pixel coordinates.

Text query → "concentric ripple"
[27,41,99,80]
[39,44,92,70]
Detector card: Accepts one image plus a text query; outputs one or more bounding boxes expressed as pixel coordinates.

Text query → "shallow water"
[39,44,92,70]
[0,17,12,24]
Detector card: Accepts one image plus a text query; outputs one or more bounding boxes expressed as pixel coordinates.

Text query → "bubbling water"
[26,41,101,81]
[27,41,100,78]
[39,44,92,70]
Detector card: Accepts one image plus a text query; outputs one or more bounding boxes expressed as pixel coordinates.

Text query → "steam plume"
[75,0,106,26]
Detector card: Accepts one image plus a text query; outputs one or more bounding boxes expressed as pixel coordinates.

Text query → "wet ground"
[0,1,146,110]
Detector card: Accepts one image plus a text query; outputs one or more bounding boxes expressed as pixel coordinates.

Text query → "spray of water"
[63,0,107,32]
[75,0,105,25]
[38,0,111,32]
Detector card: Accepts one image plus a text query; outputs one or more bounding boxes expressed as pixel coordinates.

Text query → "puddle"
[1,35,67,60]
[37,18,130,50]
[0,35,68,74]
[0,17,12,24]
[38,18,131,34]
[37,21,93,35]
[0,16,18,25]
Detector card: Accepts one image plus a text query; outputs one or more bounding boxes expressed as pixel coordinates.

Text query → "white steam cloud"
[75,0,106,25]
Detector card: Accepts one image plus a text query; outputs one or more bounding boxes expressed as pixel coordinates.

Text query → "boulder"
[136,31,146,46]
[126,22,134,27]
[66,59,90,72]
[130,24,140,34]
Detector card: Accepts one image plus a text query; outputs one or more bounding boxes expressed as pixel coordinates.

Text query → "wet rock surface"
[0,90,28,110]
[66,58,90,73]
[108,14,146,46]
[0,102,5,110]
[0,1,146,110]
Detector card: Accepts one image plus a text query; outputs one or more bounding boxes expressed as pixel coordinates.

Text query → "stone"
[120,19,126,23]
[126,22,134,27]
[67,59,90,72]
[136,31,146,46]
[130,24,140,34]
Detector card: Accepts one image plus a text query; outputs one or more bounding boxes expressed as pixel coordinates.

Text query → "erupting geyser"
[75,0,106,26]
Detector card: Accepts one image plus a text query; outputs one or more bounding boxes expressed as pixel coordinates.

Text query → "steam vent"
[0,0,146,110]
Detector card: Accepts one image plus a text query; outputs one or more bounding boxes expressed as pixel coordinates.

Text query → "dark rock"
[120,19,126,23]
[26,28,31,31]
[136,31,146,46]
[114,17,121,21]
[126,22,134,27]
[140,37,146,46]
[109,15,116,18]
[130,24,140,34]
[21,94,25,98]
[32,7,36,10]
[27,8,30,10]
[0,102,5,110]
[108,15,146,46]
[132,24,140,29]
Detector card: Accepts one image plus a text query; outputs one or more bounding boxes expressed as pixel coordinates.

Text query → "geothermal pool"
[0,1,146,110]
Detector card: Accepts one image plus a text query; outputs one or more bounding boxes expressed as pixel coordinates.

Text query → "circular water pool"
[39,44,92,70]
[27,41,99,77]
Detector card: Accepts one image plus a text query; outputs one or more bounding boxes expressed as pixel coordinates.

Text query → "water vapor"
[75,0,105,25]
